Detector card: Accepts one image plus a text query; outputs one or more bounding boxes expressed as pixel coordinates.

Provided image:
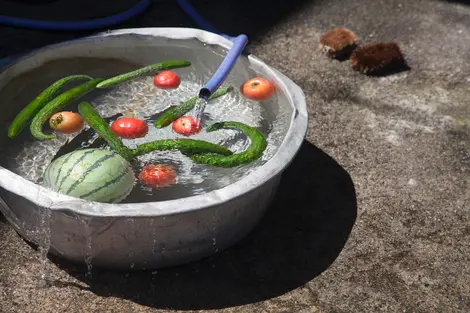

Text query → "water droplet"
[211,210,218,251]
[37,207,52,287]
[81,217,93,278]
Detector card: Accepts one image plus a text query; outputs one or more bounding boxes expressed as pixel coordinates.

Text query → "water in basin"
[0,55,292,203]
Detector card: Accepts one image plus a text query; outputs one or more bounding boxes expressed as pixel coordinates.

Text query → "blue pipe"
[0,0,151,31]
[199,34,248,99]
[176,0,248,99]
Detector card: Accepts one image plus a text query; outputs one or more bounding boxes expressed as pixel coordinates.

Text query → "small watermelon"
[43,148,135,203]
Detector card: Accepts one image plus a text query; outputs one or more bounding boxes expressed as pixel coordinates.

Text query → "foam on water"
[0,73,291,202]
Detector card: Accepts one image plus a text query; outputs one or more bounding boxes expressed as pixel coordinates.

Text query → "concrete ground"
[0,0,469,312]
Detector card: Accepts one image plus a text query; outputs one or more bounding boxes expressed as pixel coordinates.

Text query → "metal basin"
[0,28,308,270]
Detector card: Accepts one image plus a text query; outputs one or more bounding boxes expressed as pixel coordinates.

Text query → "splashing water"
[191,97,209,127]
[0,72,292,203]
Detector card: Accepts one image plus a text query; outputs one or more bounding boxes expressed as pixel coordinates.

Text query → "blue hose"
[176,0,249,98]
[0,0,151,31]
[199,34,248,99]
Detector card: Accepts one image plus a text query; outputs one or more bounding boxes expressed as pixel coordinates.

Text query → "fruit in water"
[30,78,104,140]
[154,86,233,128]
[79,102,232,161]
[240,77,274,101]
[153,71,181,89]
[139,164,177,188]
[96,60,191,89]
[111,117,149,139]
[43,148,135,203]
[172,116,202,136]
[7,75,92,139]
[49,111,84,134]
[78,102,134,161]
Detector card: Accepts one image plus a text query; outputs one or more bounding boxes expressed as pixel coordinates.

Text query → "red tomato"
[172,116,202,136]
[240,77,275,101]
[49,111,84,134]
[139,164,176,188]
[110,117,148,139]
[153,71,181,89]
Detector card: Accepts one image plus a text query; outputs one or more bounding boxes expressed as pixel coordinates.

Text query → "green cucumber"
[77,102,134,161]
[30,78,104,140]
[154,86,233,128]
[96,60,192,89]
[7,75,93,138]
[131,139,233,157]
[189,121,267,168]
[78,102,232,160]
[43,148,135,203]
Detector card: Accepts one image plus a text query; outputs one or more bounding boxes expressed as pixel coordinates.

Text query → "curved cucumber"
[96,60,191,89]
[189,121,267,168]
[154,86,233,128]
[131,139,233,157]
[43,148,135,204]
[30,78,104,140]
[78,102,231,161]
[78,102,134,161]
[7,75,93,138]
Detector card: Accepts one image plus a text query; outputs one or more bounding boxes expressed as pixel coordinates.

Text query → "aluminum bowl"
[0,28,308,270]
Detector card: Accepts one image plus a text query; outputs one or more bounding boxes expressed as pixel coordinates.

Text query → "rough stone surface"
[1,0,469,312]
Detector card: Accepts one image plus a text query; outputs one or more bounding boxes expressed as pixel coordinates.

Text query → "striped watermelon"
[43,148,135,203]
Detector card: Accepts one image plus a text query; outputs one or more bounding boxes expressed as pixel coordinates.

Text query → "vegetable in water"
[172,116,202,136]
[111,117,149,139]
[30,78,104,140]
[78,102,232,160]
[7,75,92,138]
[189,121,267,168]
[139,164,176,188]
[240,77,274,101]
[43,148,135,203]
[131,138,233,158]
[153,71,181,89]
[96,60,191,89]
[78,102,135,161]
[49,111,84,134]
[153,86,233,128]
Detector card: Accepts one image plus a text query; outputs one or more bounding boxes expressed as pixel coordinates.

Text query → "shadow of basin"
[46,140,357,310]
